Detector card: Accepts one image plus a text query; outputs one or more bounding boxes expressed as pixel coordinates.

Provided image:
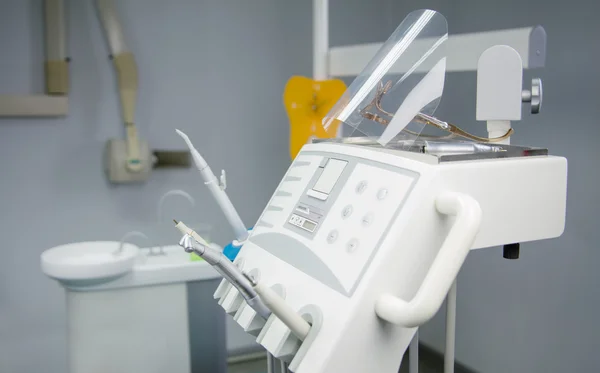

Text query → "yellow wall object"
[283,76,347,159]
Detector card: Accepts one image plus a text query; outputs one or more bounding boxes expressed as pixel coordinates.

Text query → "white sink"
[41,241,140,286]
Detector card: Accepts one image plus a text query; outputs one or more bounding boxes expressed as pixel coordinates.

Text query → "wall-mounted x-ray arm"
[0,0,69,117]
[45,0,69,95]
[95,0,143,172]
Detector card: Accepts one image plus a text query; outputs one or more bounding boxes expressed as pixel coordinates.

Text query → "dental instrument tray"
[312,137,548,162]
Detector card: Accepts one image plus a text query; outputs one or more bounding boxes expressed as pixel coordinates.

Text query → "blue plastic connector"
[222,228,252,261]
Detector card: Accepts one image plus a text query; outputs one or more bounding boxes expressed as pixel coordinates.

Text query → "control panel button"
[342,205,353,219]
[377,188,388,200]
[356,180,368,194]
[347,238,359,253]
[327,230,339,244]
[362,213,374,226]
[289,214,303,226]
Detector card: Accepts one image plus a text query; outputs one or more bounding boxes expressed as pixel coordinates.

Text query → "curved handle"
[375,191,482,327]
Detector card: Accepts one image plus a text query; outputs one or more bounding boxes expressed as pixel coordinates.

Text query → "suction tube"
[175,129,249,242]
[179,234,271,319]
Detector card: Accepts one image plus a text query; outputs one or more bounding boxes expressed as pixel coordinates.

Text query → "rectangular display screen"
[312,159,347,195]
[302,220,317,231]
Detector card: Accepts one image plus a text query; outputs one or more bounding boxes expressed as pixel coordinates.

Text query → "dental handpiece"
[243,272,311,341]
[178,234,271,319]
[173,219,211,247]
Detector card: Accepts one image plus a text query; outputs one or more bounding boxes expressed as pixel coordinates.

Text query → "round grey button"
[362,213,374,226]
[356,180,368,194]
[342,205,353,219]
[327,230,339,244]
[377,188,388,200]
[347,238,360,253]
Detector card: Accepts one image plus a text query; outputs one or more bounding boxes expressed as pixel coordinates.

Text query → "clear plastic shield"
[323,10,448,148]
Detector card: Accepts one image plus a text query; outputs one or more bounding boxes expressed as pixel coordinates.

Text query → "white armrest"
[375,191,482,327]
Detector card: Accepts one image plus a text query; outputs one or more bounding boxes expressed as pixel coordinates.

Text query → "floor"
[228,354,441,373]
[228,357,268,373]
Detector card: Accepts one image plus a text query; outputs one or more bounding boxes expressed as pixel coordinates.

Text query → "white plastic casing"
[476,45,523,121]
[216,142,567,373]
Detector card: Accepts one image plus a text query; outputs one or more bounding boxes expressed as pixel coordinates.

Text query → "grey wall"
[387,1,600,372]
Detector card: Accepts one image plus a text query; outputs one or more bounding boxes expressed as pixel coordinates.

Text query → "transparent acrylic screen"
[323,9,448,148]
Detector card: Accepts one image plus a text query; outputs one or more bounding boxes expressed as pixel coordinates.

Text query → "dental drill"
[178,234,271,319]
[178,231,301,372]
[178,232,311,341]
[173,219,213,247]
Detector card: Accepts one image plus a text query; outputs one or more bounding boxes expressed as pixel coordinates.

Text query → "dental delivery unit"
[173,10,566,373]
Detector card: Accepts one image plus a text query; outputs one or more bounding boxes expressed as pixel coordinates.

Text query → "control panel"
[250,151,419,296]
[310,161,416,293]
